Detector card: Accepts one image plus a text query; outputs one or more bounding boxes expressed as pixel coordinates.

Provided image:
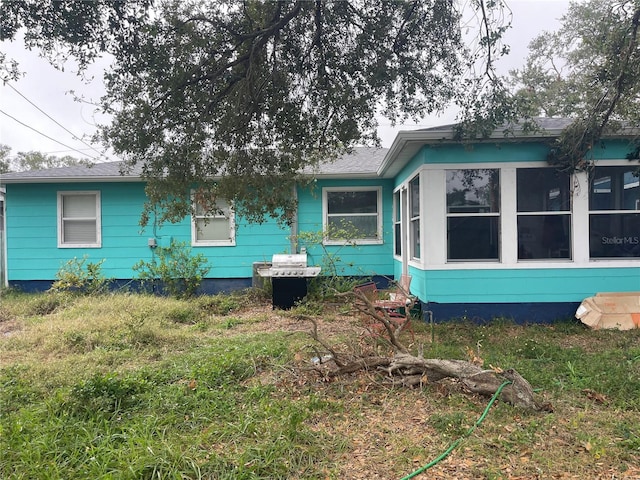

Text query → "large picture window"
[323,187,382,244]
[517,168,572,260]
[57,191,101,248]
[192,196,235,246]
[589,166,640,258]
[446,169,500,261]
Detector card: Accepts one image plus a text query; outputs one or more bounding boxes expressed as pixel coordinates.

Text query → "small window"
[589,166,640,258]
[517,168,572,260]
[446,169,500,261]
[57,191,101,248]
[323,187,382,244]
[192,196,235,246]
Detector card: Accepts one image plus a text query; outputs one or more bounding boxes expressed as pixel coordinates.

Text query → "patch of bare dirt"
[212,301,361,338]
[0,318,21,338]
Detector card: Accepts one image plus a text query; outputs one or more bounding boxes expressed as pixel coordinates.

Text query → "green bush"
[133,240,210,298]
[50,256,109,295]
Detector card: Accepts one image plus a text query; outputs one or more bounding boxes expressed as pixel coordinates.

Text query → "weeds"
[295,225,365,300]
[21,291,71,316]
[195,293,242,315]
[1,293,639,479]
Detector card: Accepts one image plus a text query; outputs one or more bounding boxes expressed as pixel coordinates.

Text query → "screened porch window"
[323,187,382,244]
[517,168,572,260]
[394,190,401,256]
[589,166,640,258]
[409,175,421,259]
[57,191,101,248]
[192,196,235,246]
[446,169,500,261]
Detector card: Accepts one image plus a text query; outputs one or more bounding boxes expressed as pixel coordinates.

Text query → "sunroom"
[383,120,640,322]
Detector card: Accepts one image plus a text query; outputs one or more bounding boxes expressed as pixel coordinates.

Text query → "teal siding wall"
[5,182,289,282]
[422,139,633,165]
[296,179,394,277]
[6,182,147,280]
[422,142,550,164]
[420,267,640,304]
[393,139,636,185]
[395,148,426,186]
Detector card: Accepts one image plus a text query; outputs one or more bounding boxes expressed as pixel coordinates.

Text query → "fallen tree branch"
[323,352,540,410]
[296,290,544,411]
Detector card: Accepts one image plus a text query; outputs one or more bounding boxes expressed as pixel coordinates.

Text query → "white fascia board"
[310,172,381,180]
[379,124,640,179]
[0,176,142,185]
[379,127,567,179]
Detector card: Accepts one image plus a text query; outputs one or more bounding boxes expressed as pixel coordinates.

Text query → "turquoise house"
[0,148,393,294]
[2,119,639,322]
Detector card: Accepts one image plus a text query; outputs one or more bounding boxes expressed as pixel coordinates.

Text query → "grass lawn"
[1,290,639,479]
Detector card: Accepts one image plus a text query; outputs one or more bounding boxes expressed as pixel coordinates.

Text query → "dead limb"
[295,289,543,411]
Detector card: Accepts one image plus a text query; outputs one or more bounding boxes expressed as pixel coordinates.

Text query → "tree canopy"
[0,144,89,173]
[510,0,640,170]
[1,0,512,225]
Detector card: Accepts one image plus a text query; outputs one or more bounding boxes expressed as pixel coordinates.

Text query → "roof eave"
[377,125,639,178]
[308,172,381,180]
[1,175,142,185]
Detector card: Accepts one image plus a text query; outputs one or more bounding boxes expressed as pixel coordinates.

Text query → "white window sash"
[190,194,236,246]
[322,187,383,245]
[57,191,101,248]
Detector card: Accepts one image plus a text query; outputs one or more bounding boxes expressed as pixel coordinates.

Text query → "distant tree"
[0,144,11,174]
[510,0,640,171]
[2,0,513,226]
[14,151,90,171]
[0,146,90,173]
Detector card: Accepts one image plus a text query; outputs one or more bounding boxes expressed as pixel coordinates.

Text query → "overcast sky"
[0,0,571,164]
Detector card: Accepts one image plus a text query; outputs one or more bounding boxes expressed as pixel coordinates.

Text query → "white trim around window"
[57,191,102,248]
[416,160,640,269]
[322,186,383,245]
[409,174,421,260]
[191,194,236,246]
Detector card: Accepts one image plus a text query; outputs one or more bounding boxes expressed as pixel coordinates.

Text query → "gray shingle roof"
[0,147,387,183]
[0,161,141,182]
[306,147,387,177]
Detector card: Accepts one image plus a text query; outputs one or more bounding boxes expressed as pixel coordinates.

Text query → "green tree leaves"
[3,0,514,224]
[510,0,640,171]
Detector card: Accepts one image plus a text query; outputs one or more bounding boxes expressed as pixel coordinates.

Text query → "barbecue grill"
[257,253,321,309]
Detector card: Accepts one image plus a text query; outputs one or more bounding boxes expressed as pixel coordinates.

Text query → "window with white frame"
[191,196,235,246]
[393,190,401,256]
[517,168,572,260]
[57,191,101,248]
[589,166,640,258]
[409,175,421,259]
[446,169,500,261]
[323,187,382,244]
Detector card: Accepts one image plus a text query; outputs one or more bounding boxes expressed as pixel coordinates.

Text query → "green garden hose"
[399,380,513,480]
